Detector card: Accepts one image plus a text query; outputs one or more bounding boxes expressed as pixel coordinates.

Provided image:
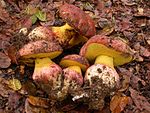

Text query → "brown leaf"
[27,96,49,108]
[140,46,150,57]
[0,52,11,68]
[25,99,50,113]
[118,68,131,92]
[129,87,150,112]
[19,80,37,95]
[110,94,130,113]
[100,25,114,36]
[25,4,38,15]
[0,33,11,50]
[7,92,22,110]
[130,75,146,90]
[6,46,18,64]
[0,6,10,22]
[0,77,14,97]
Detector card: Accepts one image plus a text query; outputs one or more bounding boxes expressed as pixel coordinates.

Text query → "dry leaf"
[0,77,13,97]
[110,94,130,113]
[129,87,150,112]
[118,68,131,92]
[25,99,50,113]
[0,52,11,68]
[19,80,37,95]
[27,96,49,108]
[8,78,22,91]
[35,10,47,21]
[6,46,18,64]
[7,92,22,110]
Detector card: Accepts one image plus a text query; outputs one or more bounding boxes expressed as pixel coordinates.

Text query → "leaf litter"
[0,0,150,113]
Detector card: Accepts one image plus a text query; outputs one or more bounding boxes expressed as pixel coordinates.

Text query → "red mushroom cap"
[59,3,96,38]
[80,35,134,66]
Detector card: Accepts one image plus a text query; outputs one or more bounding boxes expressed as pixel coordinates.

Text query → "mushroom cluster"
[12,3,135,111]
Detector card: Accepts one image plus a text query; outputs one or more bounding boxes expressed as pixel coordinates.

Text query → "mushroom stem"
[35,57,54,69]
[52,23,87,48]
[94,55,114,69]
[68,66,82,75]
[52,23,74,38]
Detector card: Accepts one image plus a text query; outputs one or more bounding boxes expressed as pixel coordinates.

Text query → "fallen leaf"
[25,99,50,113]
[27,96,49,108]
[129,87,150,112]
[8,78,22,91]
[118,68,131,92]
[130,75,146,90]
[7,92,22,110]
[0,52,11,68]
[6,46,18,64]
[35,10,46,21]
[140,46,150,57]
[0,6,10,22]
[100,25,114,35]
[25,4,38,15]
[30,15,37,24]
[110,94,130,113]
[0,77,14,97]
[0,33,11,50]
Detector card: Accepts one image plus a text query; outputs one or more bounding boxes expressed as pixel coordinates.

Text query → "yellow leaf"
[35,10,46,21]
[8,78,22,91]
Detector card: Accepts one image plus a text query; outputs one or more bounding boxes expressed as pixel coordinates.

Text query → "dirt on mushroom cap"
[28,26,57,42]
[59,3,96,38]
[63,68,83,86]
[83,64,120,110]
[80,35,135,66]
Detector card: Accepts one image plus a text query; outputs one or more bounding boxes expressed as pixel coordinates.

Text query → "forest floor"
[0,0,150,113]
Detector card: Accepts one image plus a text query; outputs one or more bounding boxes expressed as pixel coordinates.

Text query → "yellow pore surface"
[85,43,133,66]
[60,60,87,72]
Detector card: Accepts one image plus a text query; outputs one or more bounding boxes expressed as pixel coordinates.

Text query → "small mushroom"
[59,54,89,100]
[18,40,63,100]
[75,35,134,110]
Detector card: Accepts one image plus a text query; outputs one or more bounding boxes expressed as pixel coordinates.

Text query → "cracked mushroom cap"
[80,35,134,66]
[18,40,63,60]
[28,26,57,42]
[59,54,90,72]
[59,3,96,38]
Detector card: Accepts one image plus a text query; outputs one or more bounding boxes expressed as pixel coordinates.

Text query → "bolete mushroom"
[28,26,57,42]
[28,4,96,48]
[59,54,89,100]
[18,40,63,100]
[59,3,96,38]
[75,35,134,110]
